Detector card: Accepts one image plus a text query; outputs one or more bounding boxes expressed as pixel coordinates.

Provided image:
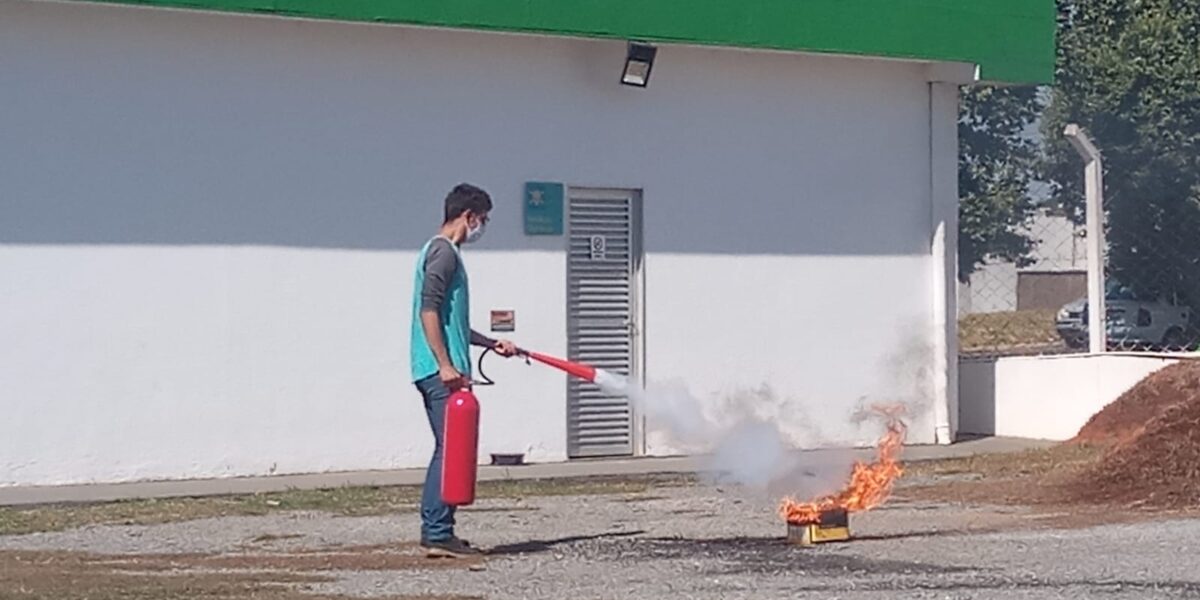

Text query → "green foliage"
[958,87,1044,282]
[1041,0,1200,309]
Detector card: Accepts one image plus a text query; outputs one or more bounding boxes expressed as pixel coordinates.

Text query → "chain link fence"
[1099,188,1200,353]
[960,183,1200,358]
[959,207,1087,358]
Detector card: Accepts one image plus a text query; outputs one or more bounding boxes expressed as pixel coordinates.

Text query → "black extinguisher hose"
[475,347,497,386]
[474,342,531,387]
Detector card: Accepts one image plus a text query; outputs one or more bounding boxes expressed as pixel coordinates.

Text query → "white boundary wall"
[959,354,1180,440]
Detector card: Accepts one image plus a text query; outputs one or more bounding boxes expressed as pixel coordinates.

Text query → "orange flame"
[778,405,908,524]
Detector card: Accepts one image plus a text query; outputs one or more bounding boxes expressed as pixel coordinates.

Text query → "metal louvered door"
[567,188,642,458]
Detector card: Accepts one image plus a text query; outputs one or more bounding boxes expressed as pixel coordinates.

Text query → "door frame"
[565,186,646,457]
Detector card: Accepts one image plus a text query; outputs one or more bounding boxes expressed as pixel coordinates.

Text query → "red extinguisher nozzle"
[525,351,597,382]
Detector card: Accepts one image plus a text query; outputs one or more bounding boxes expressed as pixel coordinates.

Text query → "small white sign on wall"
[589,235,607,261]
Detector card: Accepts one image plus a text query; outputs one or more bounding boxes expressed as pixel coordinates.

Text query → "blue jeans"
[416,375,455,542]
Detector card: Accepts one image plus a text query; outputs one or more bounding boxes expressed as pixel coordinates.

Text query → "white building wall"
[1,1,947,486]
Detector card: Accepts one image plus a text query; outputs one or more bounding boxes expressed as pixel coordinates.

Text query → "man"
[411,183,516,558]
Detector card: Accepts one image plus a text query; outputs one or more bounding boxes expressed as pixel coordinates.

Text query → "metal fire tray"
[787,508,850,546]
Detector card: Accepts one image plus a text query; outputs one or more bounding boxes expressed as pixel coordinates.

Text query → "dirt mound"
[1067,396,1200,507]
[1072,362,1200,446]
[1061,360,1200,508]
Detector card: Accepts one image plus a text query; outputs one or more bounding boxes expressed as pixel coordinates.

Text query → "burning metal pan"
[787,508,850,546]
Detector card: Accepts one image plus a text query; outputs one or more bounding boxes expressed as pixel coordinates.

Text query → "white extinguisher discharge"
[592,368,630,396]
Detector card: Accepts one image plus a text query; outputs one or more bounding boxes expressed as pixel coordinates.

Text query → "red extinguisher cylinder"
[441,388,480,506]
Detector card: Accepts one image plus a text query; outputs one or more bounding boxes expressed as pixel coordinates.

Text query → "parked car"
[1055,280,1192,350]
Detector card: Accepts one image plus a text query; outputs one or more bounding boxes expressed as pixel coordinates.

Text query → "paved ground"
[0,436,1050,506]
[3,476,1198,600]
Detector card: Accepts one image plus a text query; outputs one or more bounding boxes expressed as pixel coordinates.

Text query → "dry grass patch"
[0,548,478,600]
[904,443,1105,483]
[98,542,481,573]
[899,443,1200,528]
[0,473,696,535]
[959,309,1063,355]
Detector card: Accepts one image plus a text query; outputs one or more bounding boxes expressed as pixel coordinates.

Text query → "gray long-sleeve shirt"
[420,237,495,348]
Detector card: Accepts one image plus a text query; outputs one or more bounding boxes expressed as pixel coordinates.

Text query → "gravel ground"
[3,483,1199,600]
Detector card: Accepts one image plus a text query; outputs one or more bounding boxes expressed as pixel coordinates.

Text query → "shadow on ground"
[486,531,645,555]
[849,528,1004,542]
[626,535,971,576]
[486,530,975,577]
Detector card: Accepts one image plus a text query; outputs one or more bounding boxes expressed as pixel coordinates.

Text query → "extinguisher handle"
[482,337,531,357]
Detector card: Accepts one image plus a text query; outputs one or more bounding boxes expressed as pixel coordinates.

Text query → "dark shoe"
[421,536,481,558]
[420,536,472,548]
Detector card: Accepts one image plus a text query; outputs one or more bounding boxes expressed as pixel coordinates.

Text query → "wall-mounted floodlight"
[621,42,657,87]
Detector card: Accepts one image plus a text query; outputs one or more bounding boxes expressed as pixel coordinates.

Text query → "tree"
[958,86,1044,282]
[1041,0,1200,317]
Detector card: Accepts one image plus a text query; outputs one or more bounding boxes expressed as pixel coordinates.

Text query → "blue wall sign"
[523,181,564,235]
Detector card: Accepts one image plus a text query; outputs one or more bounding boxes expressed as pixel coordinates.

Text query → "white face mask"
[465,217,486,244]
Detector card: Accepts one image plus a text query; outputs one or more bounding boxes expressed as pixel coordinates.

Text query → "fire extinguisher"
[440,343,621,506]
[440,344,505,506]
[441,387,480,506]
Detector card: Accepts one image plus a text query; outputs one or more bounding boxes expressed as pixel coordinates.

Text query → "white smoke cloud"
[620,378,856,500]
[595,325,935,501]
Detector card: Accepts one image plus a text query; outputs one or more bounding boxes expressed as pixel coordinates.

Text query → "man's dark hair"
[444,183,493,223]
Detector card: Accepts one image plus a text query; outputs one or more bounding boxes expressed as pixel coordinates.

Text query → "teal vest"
[410,237,472,382]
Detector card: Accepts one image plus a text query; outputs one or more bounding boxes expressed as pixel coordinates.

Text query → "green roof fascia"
[75,0,1055,84]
